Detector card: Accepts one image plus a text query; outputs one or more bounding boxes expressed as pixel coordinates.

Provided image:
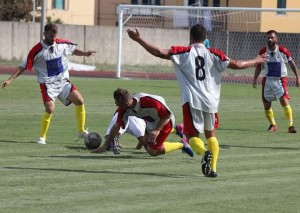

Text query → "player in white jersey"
[252,30,300,133]
[104,111,147,151]
[92,88,193,158]
[127,24,266,177]
[1,23,96,145]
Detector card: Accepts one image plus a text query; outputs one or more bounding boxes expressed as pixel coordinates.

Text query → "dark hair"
[190,24,207,42]
[44,23,58,33]
[266,30,278,36]
[113,88,131,103]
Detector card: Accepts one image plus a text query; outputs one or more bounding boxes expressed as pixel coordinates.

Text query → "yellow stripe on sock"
[283,105,293,127]
[75,104,86,132]
[40,112,52,138]
[189,137,206,156]
[207,137,219,172]
[164,142,183,154]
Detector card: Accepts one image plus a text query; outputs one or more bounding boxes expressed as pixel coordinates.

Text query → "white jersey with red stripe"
[20,38,77,83]
[116,93,175,132]
[256,45,292,78]
[170,43,230,113]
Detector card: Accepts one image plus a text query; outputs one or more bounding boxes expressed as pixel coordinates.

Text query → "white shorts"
[263,78,285,102]
[191,109,215,133]
[40,78,74,106]
[106,113,146,138]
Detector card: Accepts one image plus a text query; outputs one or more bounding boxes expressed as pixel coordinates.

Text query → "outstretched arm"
[74,49,97,57]
[91,123,121,153]
[1,66,26,89]
[288,60,300,87]
[228,54,267,70]
[127,28,171,60]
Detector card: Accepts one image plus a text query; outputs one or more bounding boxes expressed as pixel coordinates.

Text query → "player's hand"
[127,28,140,42]
[1,80,11,89]
[85,50,97,57]
[91,144,107,153]
[255,54,268,64]
[148,129,159,145]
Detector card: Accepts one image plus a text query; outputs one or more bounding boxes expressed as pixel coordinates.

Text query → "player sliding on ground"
[127,24,267,177]
[92,88,194,158]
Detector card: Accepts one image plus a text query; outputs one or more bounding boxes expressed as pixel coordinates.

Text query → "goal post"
[116,5,300,83]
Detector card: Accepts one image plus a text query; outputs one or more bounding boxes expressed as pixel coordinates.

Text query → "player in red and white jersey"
[1,23,96,145]
[252,30,300,133]
[127,24,266,177]
[93,88,193,157]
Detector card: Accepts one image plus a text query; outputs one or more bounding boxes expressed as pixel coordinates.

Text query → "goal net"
[116,5,300,84]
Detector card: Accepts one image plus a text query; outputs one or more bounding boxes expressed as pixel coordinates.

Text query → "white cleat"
[78,129,89,139]
[37,137,46,145]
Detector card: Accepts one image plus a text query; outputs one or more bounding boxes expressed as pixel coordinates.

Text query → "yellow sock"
[189,137,206,156]
[283,105,293,127]
[164,141,183,154]
[40,112,52,138]
[170,128,176,134]
[207,137,219,172]
[265,108,276,125]
[75,104,86,132]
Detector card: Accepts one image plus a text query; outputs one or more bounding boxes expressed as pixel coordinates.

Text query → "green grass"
[0,75,300,213]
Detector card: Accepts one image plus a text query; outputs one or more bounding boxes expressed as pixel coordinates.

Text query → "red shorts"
[148,120,172,149]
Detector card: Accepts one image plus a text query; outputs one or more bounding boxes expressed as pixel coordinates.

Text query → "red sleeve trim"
[169,45,192,55]
[55,38,77,45]
[25,43,43,71]
[278,45,291,58]
[209,48,228,61]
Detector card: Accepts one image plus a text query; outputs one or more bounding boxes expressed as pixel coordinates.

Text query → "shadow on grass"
[3,166,200,179]
[0,140,34,144]
[221,144,299,150]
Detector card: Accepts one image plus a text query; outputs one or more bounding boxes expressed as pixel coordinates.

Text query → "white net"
[117,5,300,84]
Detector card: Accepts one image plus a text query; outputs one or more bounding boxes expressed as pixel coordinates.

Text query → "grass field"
[0,75,300,213]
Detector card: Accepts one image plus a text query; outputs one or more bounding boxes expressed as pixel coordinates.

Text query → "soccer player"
[127,24,267,177]
[1,23,96,144]
[92,88,193,158]
[252,30,300,133]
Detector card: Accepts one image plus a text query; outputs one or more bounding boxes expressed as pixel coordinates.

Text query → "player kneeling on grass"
[127,24,267,177]
[92,88,193,157]
[1,23,96,144]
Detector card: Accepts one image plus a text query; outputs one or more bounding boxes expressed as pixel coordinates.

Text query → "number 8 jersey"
[169,43,230,113]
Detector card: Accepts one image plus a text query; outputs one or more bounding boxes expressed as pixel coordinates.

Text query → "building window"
[203,0,209,7]
[213,0,220,7]
[132,0,160,5]
[277,0,286,15]
[52,0,65,9]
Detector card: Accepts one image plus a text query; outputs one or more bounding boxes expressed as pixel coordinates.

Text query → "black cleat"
[201,151,212,176]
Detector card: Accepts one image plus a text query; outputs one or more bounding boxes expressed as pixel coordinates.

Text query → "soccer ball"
[84,132,102,149]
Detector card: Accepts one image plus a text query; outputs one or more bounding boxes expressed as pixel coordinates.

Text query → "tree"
[0,0,33,22]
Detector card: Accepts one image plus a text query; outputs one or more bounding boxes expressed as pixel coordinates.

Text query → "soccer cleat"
[206,171,218,178]
[267,124,278,132]
[288,126,297,133]
[201,151,212,176]
[37,137,46,145]
[181,138,194,157]
[78,129,89,139]
[175,123,184,138]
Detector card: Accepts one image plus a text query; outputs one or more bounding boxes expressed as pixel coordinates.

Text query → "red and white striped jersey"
[20,38,77,83]
[170,43,230,113]
[116,93,174,132]
[256,45,292,78]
